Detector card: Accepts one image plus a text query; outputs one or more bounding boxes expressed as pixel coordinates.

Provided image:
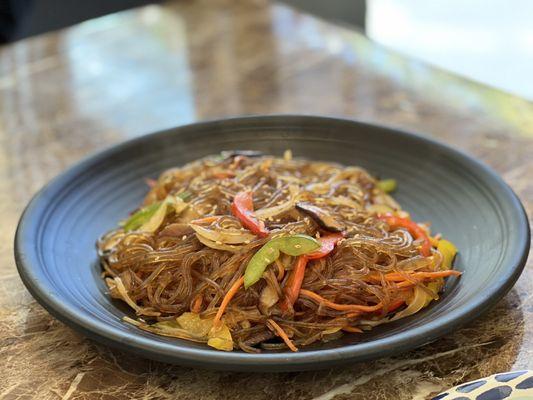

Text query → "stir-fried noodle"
[97,151,460,352]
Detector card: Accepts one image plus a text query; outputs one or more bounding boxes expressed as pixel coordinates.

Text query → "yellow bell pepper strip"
[280,233,344,312]
[424,239,459,306]
[376,179,397,193]
[243,234,320,288]
[437,239,457,270]
[378,214,432,257]
[231,191,269,237]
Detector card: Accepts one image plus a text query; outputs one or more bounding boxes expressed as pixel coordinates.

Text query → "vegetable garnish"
[299,289,384,313]
[366,270,462,283]
[280,256,308,312]
[295,203,344,232]
[376,179,397,193]
[123,193,189,232]
[231,191,269,237]
[243,234,320,288]
[266,319,298,352]
[306,232,344,259]
[213,276,245,326]
[100,152,461,353]
[191,295,203,313]
[123,202,161,232]
[280,232,344,311]
[124,312,234,351]
[342,326,363,333]
[378,214,432,256]
[438,239,457,270]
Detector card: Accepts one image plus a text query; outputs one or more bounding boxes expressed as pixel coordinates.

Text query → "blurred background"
[1,0,532,100]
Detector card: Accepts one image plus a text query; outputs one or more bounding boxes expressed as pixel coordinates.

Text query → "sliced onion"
[305,182,331,195]
[389,286,432,321]
[195,233,243,252]
[329,196,361,209]
[255,199,294,219]
[366,204,394,214]
[190,223,255,244]
[105,277,120,299]
[113,277,140,312]
[140,202,168,232]
[177,312,213,337]
[321,326,343,335]
[159,223,193,237]
[374,193,401,210]
[259,285,279,314]
[124,313,233,350]
[140,195,189,232]
[359,287,433,328]
[255,184,299,219]
[125,318,206,342]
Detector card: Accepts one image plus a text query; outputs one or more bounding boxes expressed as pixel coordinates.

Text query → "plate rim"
[14,114,531,371]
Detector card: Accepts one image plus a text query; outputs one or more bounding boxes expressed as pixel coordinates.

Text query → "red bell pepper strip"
[280,233,344,311]
[306,232,344,259]
[231,191,269,237]
[379,215,431,257]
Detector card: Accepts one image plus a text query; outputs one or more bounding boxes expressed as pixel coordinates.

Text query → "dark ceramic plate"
[15,116,530,372]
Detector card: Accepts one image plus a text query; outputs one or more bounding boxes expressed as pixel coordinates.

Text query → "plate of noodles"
[15,116,529,371]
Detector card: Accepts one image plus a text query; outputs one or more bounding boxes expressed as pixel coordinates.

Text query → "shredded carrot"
[397,281,416,288]
[267,319,298,352]
[191,294,203,313]
[367,270,461,283]
[299,289,383,312]
[275,258,285,281]
[390,270,461,281]
[345,312,361,318]
[280,256,308,312]
[386,299,406,313]
[346,299,404,317]
[342,326,363,333]
[213,276,244,326]
[213,171,236,179]
[379,215,432,256]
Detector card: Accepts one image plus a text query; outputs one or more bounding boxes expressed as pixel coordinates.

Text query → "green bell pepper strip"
[123,192,190,232]
[123,202,161,231]
[244,234,320,288]
[376,179,397,193]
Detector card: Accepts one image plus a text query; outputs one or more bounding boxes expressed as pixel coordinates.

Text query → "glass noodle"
[97,151,460,352]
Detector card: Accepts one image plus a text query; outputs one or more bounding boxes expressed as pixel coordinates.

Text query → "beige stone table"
[0,0,531,398]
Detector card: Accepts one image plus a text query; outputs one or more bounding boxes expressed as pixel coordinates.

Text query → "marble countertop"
[0,0,531,398]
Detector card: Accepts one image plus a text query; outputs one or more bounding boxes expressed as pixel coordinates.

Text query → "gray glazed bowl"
[15,116,530,371]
